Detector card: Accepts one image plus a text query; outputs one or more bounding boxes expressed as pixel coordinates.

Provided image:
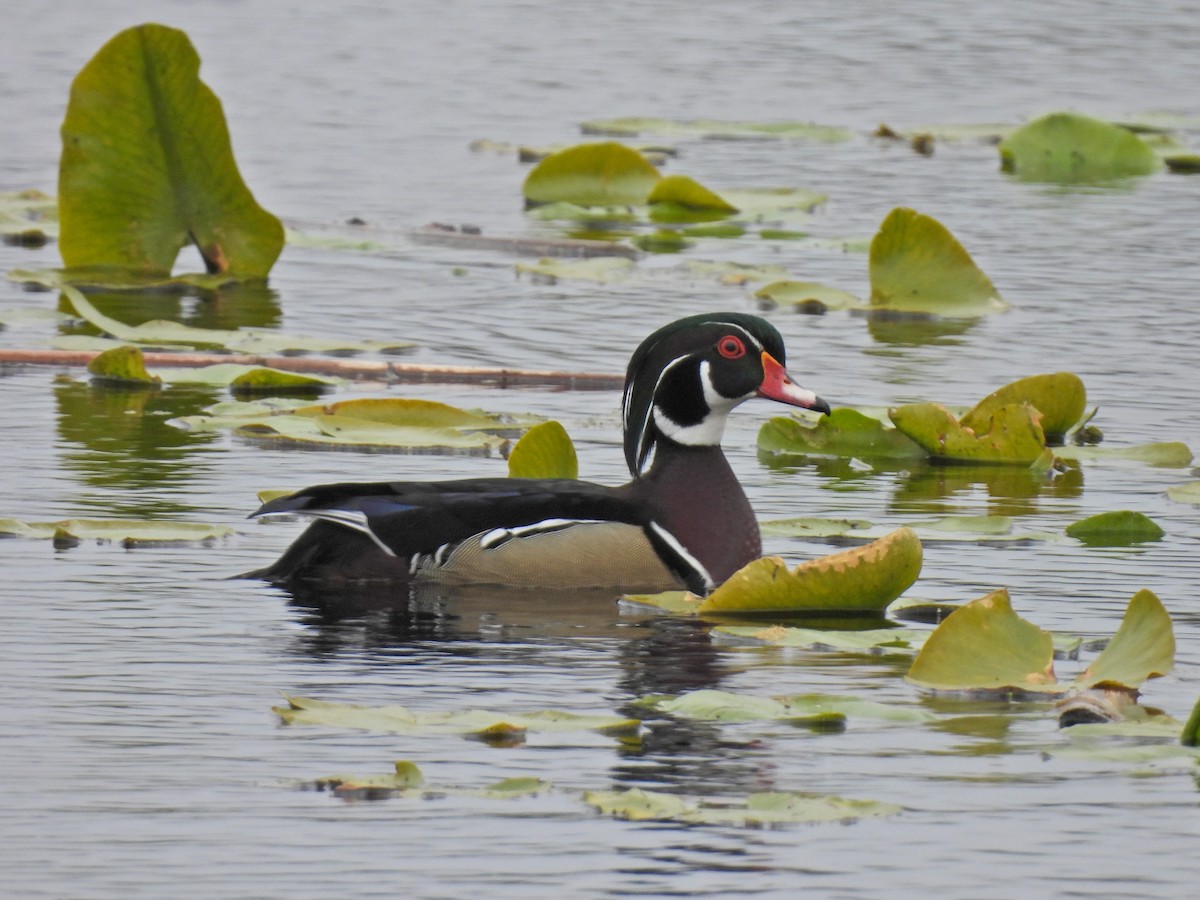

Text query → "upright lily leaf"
[889,401,1047,465]
[522,142,661,207]
[87,344,161,386]
[960,373,1086,443]
[1065,510,1165,546]
[697,527,923,615]
[507,420,578,479]
[998,112,1161,183]
[59,24,284,276]
[906,588,1060,693]
[647,174,738,222]
[1182,695,1200,747]
[869,208,1007,316]
[758,408,926,461]
[1076,589,1174,690]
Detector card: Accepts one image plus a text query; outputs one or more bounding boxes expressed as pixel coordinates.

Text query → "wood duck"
[246,313,829,594]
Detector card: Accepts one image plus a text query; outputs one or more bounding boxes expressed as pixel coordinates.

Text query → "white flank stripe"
[647,521,714,593]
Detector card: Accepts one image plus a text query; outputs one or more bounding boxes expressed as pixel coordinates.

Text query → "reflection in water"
[862,312,979,347]
[55,381,221,517]
[55,281,281,333]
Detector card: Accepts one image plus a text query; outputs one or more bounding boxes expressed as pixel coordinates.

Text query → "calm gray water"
[2,2,1200,897]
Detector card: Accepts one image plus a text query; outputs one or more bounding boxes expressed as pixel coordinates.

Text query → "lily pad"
[754,280,866,313]
[507,420,578,479]
[580,117,854,143]
[1182,695,1200,747]
[583,788,900,826]
[87,344,161,386]
[960,373,1086,443]
[1167,481,1200,504]
[1065,510,1165,546]
[10,266,243,294]
[1076,589,1174,690]
[161,364,341,394]
[1055,442,1192,467]
[514,256,636,283]
[905,589,1060,694]
[0,517,234,545]
[59,24,283,276]
[712,624,929,655]
[758,408,926,461]
[0,189,58,241]
[998,112,1161,183]
[868,208,1007,317]
[889,401,1047,465]
[60,284,414,354]
[697,527,923,615]
[522,142,660,207]
[274,696,639,737]
[759,517,873,539]
[647,174,738,221]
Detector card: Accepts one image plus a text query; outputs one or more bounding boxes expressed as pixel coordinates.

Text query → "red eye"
[717,335,746,359]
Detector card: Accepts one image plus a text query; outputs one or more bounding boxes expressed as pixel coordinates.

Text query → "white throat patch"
[653,359,753,447]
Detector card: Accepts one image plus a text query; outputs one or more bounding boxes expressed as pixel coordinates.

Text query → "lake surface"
[2,1,1199,897]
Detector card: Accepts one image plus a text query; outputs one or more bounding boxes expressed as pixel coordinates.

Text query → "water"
[3,1,1200,897]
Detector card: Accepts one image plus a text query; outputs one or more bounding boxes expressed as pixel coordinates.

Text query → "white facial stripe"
[648,521,714,593]
[306,509,398,557]
[629,353,691,472]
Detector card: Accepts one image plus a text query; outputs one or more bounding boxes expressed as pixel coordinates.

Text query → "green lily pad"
[754,280,866,312]
[0,517,234,545]
[889,401,1047,465]
[59,24,283,276]
[87,344,161,386]
[580,117,854,143]
[647,174,738,222]
[583,788,900,826]
[507,420,578,479]
[697,527,923,615]
[618,590,705,616]
[1165,154,1200,174]
[522,142,660,207]
[905,589,1060,694]
[1055,441,1193,467]
[868,208,1007,317]
[274,696,639,737]
[315,760,426,796]
[960,373,1086,443]
[719,186,827,216]
[680,223,746,238]
[1065,510,1165,546]
[1167,481,1200,504]
[758,408,927,461]
[998,112,1161,183]
[655,690,935,724]
[1182,696,1200,747]
[60,284,414,354]
[1076,589,1173,690]
[712,624,929,655]
[0,189,58,240]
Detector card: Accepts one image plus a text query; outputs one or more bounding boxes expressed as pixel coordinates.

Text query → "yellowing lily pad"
[906,589,1059,694]
[998,112,1161,183]
[274,696,639,737]
[59,24,283,276]
[522,142,661,207]
[1167,481,1200,504]
[889,401,1047,465]
[698,527,923,616]
[507,420,578,479]
[869,208,1007,317]
[758,408,926,461]
[87,344,161,386]
[0,517,234,545]
[0,189,58,240]
[754,280,866,313]
[1065,510,1165,546]
[759,517,873,539]
[1077,589,1174,690]
[1055,441,1193,467]
[514,256,636,283]
[713,624,929,655]
[960,373,1086,443]
[583,788,900,826]
[166,364,341,394]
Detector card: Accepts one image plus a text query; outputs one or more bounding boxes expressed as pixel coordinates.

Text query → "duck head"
[622,312,830,476]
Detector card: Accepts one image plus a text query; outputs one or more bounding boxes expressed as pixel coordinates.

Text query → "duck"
[245,312,829,594]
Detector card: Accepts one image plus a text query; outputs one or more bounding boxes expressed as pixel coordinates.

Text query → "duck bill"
[757,351,831,414]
